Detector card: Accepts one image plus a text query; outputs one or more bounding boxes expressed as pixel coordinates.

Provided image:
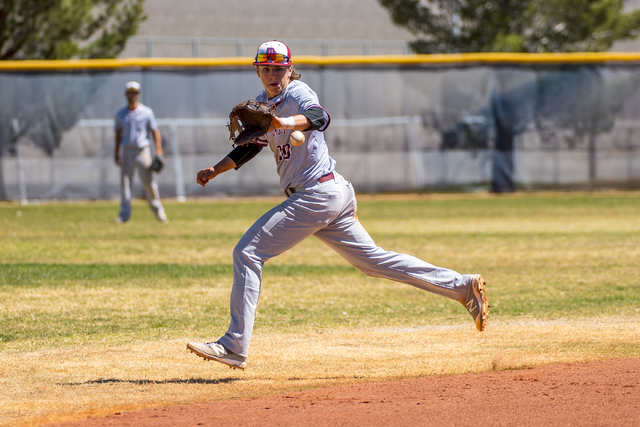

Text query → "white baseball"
[290,130,305,146]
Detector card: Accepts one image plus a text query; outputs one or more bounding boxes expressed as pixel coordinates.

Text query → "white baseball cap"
[253,40,292,66]
[125,81,141,92]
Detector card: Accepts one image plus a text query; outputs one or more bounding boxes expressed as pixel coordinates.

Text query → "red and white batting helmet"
[253,40,292,66]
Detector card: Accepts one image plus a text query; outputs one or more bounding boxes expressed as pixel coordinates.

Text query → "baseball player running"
[113,81,168,224]
[188,41,489,370]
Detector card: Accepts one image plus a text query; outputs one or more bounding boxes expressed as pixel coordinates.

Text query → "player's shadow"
[59,377,241,386]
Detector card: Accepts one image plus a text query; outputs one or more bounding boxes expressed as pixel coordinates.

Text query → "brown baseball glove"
[227,98,276,146]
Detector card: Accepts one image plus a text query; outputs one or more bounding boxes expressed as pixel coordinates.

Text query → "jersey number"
[276,143,292,161]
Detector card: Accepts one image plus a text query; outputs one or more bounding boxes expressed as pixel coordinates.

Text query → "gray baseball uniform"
[114,103,166,222]
[217,80,475,358]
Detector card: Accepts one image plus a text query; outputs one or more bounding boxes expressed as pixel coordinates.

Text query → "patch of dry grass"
[1,317,638,426]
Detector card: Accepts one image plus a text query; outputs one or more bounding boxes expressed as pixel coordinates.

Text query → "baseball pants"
[118,146,166,221]
[218,171,473,358]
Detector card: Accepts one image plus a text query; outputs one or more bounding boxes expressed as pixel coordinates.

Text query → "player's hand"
[114,154,120,166]
[197,168,215,187]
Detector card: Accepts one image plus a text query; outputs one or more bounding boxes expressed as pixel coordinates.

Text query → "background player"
[114,81,168,224]
[187,41,488,370]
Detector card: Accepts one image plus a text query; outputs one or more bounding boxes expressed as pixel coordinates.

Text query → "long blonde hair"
[290,67,301,81]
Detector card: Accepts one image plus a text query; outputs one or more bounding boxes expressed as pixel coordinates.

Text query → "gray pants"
[218,171,472,358]
[118,146,166,221]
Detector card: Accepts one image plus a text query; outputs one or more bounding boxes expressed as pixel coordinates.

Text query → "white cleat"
[187,341,247,370]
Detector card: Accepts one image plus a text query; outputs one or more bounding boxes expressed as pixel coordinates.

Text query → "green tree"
[0,1,146,200]
[0,0,146,60]
[379,0,640,53]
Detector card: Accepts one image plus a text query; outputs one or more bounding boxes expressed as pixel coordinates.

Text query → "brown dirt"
[46,357,639,427]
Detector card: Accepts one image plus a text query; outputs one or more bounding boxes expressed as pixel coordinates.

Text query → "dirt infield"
[45,357,639,427]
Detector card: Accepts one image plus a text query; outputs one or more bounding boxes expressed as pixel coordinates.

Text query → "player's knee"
[349,260,378,277]
[232,242,257,265]
[232,243,246,261]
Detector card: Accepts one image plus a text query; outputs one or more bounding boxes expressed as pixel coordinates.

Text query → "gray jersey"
[115,103,158,149]
[255,80,335,192]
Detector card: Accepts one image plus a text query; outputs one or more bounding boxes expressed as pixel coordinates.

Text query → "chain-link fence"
[2,55,640,202]
[120,36,412,58]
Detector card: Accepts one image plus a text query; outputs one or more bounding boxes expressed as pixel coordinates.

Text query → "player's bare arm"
[270,115,311,132]
[153,129,163,156]
[114,130,122,166]
[197,156,236,187]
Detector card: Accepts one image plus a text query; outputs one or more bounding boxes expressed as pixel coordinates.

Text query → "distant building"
[120,0,414,58]
[121,0,640,58]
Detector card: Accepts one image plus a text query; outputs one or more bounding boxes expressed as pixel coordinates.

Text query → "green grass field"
[1,192,639,426]
[2,193,639,350]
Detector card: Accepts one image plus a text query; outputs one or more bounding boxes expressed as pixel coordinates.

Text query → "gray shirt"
[255,80,335,192]
[115,103,158,149]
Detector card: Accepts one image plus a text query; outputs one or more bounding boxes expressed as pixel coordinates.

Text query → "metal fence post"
[406,116,426,188]
[15,145,27,205]
[12,119,27,204]
[322,41,329,56]
[169,124,186,202]
[193,38,200,57]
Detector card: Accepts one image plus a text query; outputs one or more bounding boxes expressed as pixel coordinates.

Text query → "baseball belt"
[285,172,335,197]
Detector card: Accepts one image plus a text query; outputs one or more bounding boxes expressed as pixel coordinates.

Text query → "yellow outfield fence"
[2,52,640,71]
[1,53,640,201]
